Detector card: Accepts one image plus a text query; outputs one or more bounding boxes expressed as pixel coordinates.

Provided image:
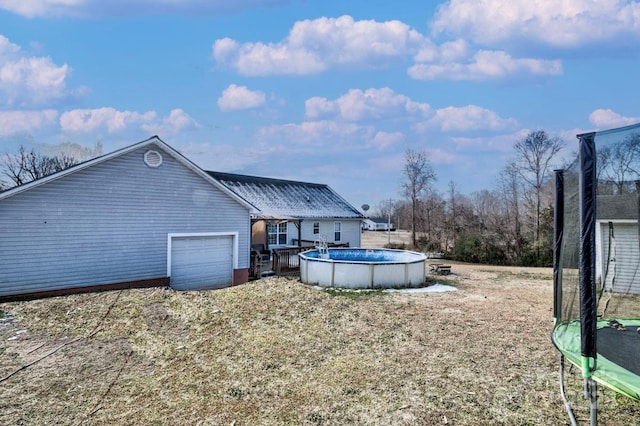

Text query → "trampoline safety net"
[553,123,640,401]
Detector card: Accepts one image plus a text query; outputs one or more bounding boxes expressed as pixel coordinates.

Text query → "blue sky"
[1,0,640,211]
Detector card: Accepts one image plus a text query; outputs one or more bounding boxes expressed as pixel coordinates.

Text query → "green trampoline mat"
[552,319,640,401]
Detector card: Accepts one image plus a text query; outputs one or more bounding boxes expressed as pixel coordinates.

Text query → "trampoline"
[552,123,640,425]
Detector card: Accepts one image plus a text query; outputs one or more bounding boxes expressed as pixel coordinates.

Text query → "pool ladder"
[315,237,329,259]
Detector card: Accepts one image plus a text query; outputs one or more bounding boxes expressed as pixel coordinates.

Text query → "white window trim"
[267,222,288,246]
[334,221,342,242]
[166,232,239,277]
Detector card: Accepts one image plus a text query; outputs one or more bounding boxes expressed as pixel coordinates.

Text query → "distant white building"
[363,217,394,231]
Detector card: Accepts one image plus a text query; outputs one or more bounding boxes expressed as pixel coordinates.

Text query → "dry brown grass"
[2,260,640,425]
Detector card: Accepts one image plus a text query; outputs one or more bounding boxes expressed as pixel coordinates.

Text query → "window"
[267,222,287,245]
[334,222,341,242]
[313,222,320,235]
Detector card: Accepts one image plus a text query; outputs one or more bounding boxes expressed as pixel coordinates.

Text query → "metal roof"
[207,171,363,220]
[597,194,638,220]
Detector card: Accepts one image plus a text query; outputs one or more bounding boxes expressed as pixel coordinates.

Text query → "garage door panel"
[170,235,233,291]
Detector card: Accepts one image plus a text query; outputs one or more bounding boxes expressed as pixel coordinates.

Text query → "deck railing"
[272,242,350,277]
[272,245,314,276]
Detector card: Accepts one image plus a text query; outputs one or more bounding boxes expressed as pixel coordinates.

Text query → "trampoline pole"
[587,378,597,426]
[559,355,579,426]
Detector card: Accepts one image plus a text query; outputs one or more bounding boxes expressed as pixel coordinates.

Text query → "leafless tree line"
[384,130,565,266]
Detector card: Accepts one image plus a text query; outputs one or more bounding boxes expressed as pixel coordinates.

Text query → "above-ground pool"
[299,248,427,289]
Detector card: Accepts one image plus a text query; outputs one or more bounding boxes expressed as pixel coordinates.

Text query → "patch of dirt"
[143,301,190,339]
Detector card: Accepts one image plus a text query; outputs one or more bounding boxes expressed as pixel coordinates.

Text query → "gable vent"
[144,150,163,168]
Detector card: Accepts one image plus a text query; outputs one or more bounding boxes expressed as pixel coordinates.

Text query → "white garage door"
[601,222,640,294]
[170,235,233,290]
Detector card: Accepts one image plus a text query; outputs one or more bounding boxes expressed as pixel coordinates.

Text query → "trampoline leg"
[585,378,597,426]
[559,355,578,426]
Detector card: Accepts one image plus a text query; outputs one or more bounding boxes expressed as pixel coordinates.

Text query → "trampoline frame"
[552,124,640,425]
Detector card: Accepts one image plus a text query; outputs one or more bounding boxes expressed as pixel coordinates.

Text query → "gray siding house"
[206,172,364,250]
[0,137,253,301]
[596,194,640,294]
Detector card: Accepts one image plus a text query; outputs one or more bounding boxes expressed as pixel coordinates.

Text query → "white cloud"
[370,131,404,150]
[431,0,640,49]
[305,87,431,122]
[0,109,58,137]
[217,84,266,111]
[141,108,200,135]
[0,0,293,18]
[451,129,532,152]
[0,35,76,107]
[212,15,427,76]
[589,108,640,128]
[213,15,565,82]
[60,107,200,135]
[422,105,518,133]
[408,50,563,81]
[60,107,157,133]
[257,120,372,147]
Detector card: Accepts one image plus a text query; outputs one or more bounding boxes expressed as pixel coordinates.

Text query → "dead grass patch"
[2,266,640,425]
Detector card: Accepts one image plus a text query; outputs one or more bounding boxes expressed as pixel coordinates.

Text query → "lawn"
[1,262,639,425]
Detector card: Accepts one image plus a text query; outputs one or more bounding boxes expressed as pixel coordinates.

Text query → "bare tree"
[514,130,564,246]
[598,133,640,194]
[422,191,445,250]
[401,148,436,247]
[497,161,525,258]
[2,146,80,187]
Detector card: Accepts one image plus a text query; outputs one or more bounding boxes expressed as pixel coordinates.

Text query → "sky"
[1,0,640,212]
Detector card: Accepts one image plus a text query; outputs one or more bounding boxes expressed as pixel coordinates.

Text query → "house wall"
[597,220,640,294]
[0,145,251,299]
[292,219,361,247]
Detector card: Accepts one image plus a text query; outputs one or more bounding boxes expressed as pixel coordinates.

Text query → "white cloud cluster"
[589,108,640,128]
[427,105,519,132]
[212,14,565,82]
[142,108,201,135]
[409,49,563,81]
[451,129,532,152]
[431,0,640,49]
[213,15,426,76]
[303,87,516,134]
[60,107,156,133]
[60,107,199,135]
[256,87,518,157]
[217,84,266,111]
[257,120,370,147]
[0,109,58,137]
[305,87,431,121]
[0,35,75,107]
[0,0,292,18]
[371,131,405,150]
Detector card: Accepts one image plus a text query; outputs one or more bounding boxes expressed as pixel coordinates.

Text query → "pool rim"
[298,247,427,265]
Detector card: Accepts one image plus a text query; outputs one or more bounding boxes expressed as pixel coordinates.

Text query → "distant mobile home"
[362,218,394,231]
[0,137,253,301]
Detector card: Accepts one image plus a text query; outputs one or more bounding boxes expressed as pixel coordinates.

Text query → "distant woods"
[0,142,103,190]
[388,130,566,267]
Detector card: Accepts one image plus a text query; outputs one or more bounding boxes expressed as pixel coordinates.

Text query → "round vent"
[144,150,163,168]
